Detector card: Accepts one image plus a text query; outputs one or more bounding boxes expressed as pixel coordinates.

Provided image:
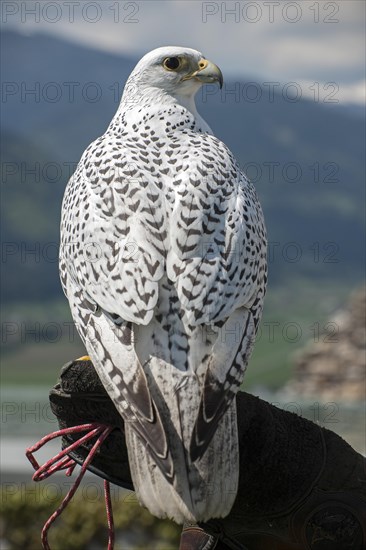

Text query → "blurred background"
[1,1,365,548]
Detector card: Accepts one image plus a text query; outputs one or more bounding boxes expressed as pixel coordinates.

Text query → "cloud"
[299,79,366,105]
[2,0,365,103]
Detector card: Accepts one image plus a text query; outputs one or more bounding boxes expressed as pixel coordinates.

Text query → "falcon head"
[129,46,223,97]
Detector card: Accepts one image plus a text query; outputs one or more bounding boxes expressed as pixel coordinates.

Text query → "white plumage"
[60,46,267,523]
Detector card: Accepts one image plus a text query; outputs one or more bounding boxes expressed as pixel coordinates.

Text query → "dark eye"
[163,57,181,71]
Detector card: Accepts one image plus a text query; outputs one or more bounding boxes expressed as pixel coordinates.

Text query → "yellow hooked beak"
[182,58,223,88]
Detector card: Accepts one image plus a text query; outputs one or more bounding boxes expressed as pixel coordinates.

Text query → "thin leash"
[26,423,115,550]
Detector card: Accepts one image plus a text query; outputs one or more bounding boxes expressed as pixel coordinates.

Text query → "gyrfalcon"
[60,46,267,523]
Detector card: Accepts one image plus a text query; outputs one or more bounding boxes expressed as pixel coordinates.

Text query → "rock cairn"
[287,287,365,401]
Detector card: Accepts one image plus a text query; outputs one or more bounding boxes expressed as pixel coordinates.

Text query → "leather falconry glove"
[48,358,366,550]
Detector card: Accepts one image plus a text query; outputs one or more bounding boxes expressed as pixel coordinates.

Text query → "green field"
[1,281,352,390]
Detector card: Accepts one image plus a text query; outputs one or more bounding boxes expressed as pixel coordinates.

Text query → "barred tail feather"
[126,399,239,523]
[66,284,240,523]
[86,317,239,521]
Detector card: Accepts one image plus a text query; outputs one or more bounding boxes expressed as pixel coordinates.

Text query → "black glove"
[49,358,366,550]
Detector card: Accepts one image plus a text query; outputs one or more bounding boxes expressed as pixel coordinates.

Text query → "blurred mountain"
[1,29,365,306]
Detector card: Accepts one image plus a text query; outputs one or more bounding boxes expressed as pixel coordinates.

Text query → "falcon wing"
[60,135,176,480]
[61,135,168,325]
[165,133,267,460]
[167,134,266,326]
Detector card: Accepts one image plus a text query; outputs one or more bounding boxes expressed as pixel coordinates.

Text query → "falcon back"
[60,46,267,523]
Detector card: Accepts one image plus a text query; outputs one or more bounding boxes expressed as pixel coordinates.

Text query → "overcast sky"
[3,0,365,104]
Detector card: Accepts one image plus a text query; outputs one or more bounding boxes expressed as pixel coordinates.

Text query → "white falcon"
[60,46,267,523]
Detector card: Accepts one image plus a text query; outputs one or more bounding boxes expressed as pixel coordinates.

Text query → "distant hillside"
[287,286,366,400]
[1,30,365,306]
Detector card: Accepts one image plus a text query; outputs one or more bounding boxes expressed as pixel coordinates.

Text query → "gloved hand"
[49,358,366,550]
